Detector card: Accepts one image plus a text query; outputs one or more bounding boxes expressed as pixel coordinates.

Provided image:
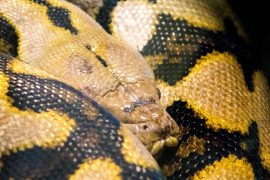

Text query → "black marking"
[96,55,108,67]
[148,0,157,4]
[142,14,256,91]
[0,55,164,179]
[158,100,269,179]
[154,60,186,86]
[156,88,161,99]
[31,0,48,6]
[47,6,78,35]
[86,45,108,68]
[85,44,92,51]
[96,0,119,34]
[223,18,258,91]
[0,17,19,57]
[31,0,78,35]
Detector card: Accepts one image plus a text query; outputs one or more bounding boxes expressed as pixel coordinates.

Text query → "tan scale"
[0,0,179,153]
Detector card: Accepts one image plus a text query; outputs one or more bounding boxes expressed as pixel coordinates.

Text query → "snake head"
[100,82,179,155]
[124,106,179,155]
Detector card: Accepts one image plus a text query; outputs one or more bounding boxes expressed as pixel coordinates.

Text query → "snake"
[0,0,269,179]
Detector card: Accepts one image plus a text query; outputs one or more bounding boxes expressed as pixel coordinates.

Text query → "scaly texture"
[1,0,270,179]
[80,0,270,179]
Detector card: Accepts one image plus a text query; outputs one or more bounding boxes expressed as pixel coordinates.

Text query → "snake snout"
[130,108,179,154]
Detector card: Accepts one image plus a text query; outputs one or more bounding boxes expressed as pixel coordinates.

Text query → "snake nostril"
[142,125,148,130]
[162,124,171,135]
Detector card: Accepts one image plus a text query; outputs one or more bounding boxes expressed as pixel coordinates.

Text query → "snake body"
[0,0,270,179]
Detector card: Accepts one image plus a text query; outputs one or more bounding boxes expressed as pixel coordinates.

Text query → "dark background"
[228,1,270,81]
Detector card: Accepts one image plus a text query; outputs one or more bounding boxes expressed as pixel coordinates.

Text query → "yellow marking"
[69,158,122,180]
[0,68,76,156]
[118,125,159,170]
[176,135,205,158]
[192,155,254,180]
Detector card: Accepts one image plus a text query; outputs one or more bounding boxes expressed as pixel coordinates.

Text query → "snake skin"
[1,0,270,179]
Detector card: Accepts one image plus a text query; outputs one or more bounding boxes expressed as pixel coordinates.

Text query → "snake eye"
[156,88,161,99]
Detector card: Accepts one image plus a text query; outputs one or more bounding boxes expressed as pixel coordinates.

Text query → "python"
[1,0,270,179]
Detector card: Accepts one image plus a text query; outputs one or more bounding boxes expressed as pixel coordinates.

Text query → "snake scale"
[0,0,269,179]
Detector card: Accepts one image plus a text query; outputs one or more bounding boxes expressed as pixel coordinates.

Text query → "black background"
[228,1,270,81]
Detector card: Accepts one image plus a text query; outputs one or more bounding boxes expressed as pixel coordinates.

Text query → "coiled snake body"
[0,0,270,179]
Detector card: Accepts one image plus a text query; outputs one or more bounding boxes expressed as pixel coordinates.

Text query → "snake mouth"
[124,122,179,154]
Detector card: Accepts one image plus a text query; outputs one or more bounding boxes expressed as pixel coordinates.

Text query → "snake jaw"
[151,140,165,155]
[125,121,179,155]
